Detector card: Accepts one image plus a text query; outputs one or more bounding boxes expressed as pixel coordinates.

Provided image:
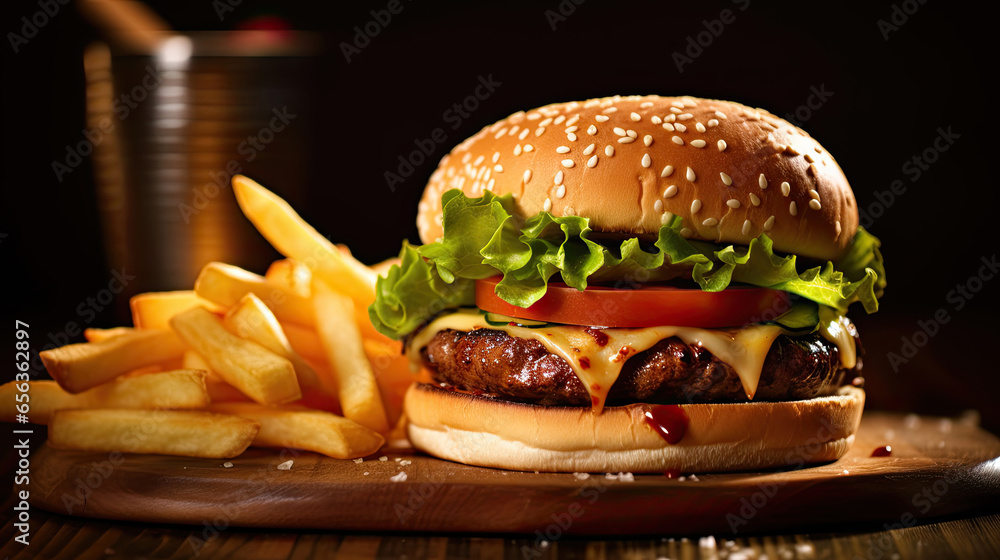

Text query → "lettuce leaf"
[369,190,886,339]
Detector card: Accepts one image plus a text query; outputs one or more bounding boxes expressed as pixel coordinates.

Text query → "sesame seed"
[702,218,718,227]
[642,153,651,168]
[494,164,503,173]
[717,140,728,152]
[583,143,596,155]
[809,199,822,211]
[715,111,728,119]
[644,135,653,146]
[809,189,820,200]
[514,145,522,156]
[663,114,676,122]
[554,115,566,125]
[789,201,798,216]
[661,211,675,224]
[587,155,598,168]
[680,227,693,238]
[557,146,571,154]
[566,115,580,126]
[691,199,702,213]
[602,107,618,114]
[543,198,552,212]
[663,123,675,132]
[524,144,534,152]
[664,185,678,198]
[565,126,579,133]
[749,193,761,206]
[672,136,684,145]
[567,133,578,142]
[678,113,693,120]
[707,119,719,127]
[631,112,641,122]
[523,169,532,183]
[660,165,674,178]
[613,127,627,136]
[474,155,485,166]
[835,220,842,235]
[587,125,597,135]
[618,137,635,144]
[696,122,706,133]
[690,139,706,148]
[519,128,530,140]
[595,115,610,122]
[764,215,775,231]
[605,145,614,156]
[508,125,519,137]
[535,127,546,137]
[565,206,576,216]
[640,101,654,108]
[742,220,752,236]
[727,198,740,208]
[554,171,564,185]
[686,167,697,182]
[759,174,768,189]
[781,182,791,196]
[651,116,663,124]
[720,172,732,186]
[556,184,566,198]
[487,178,495,190]
[561,159,575,168]
[670,107,682,114]
[671,101,685,108]
[626,129,637,138]
[494,128,507,139]
[674,123,687,133]
[540,117,553,127]
[654,199,663,212]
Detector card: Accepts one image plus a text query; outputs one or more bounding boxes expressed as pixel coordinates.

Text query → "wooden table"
[3,411,1000,559]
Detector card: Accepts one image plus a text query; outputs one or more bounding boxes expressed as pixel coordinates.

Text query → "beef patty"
[419,328,861,406]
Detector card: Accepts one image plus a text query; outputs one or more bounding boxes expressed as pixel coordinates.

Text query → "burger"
[369,95,885,473]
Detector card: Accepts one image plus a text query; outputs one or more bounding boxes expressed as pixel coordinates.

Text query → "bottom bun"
[405,383,865,473]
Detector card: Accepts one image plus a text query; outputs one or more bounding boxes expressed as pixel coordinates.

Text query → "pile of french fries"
[1,176,415,460]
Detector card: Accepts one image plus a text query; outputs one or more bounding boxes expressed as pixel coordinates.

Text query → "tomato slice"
[475,277,791,328]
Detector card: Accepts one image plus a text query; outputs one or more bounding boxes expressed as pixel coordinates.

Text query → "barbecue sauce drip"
[871,445,892,457]
[643,405,689,444]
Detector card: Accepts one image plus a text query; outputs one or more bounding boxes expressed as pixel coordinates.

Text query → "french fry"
[208,403,384,459]
[170,307,301,405]
[0,370,209,425]
[232,175,376,306]
[195,262,316,327]
[283,322,325,362]
[265,259,313,298]
[362,338,412,428]
[40,329,186,393]
[223,293,337,410]
[130,291,221,331]
[181,351,251,403]
[84,326,134,343]
[312,282,390,434]
[48,409,259,458]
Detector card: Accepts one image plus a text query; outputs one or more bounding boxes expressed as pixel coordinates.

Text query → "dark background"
[2,0,997,431]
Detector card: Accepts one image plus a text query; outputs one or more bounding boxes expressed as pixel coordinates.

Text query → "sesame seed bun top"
[417,95,859,261]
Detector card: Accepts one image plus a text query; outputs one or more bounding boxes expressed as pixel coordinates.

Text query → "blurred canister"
[84,30,321,303]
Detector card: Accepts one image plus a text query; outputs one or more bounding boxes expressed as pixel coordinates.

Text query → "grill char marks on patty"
[419,328,859,406]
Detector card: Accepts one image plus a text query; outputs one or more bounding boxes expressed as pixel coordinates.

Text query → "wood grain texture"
[24,412,1000,536]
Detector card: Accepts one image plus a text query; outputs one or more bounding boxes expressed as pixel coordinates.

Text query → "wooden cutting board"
[30,412,1000,535]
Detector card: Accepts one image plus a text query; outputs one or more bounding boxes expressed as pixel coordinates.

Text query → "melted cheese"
[408,310,783,413]
[817,306,857,369]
